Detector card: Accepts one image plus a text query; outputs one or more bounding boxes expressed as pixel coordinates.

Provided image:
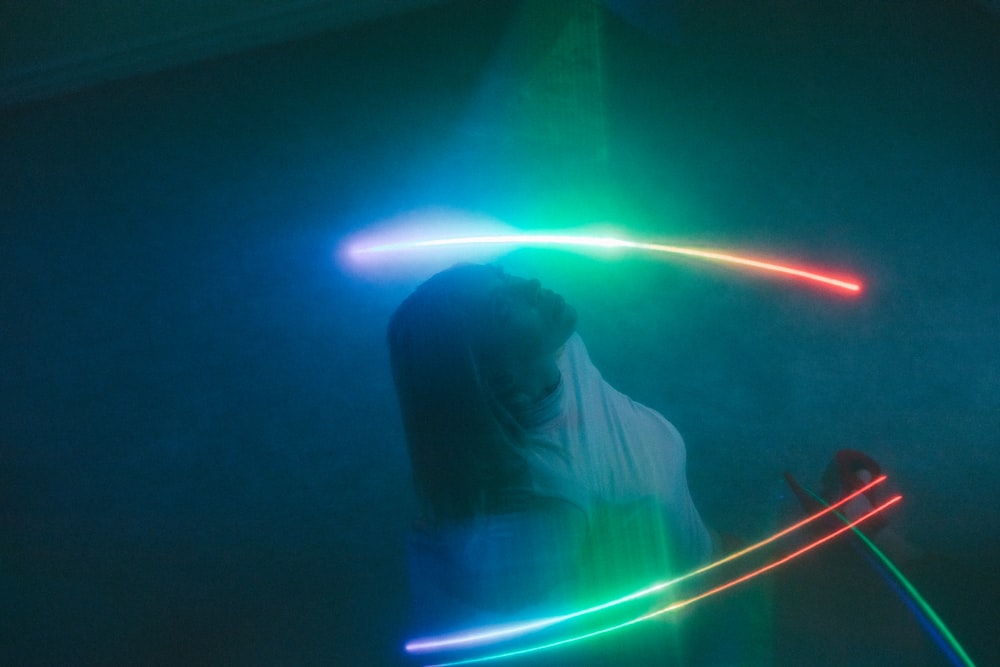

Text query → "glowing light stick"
[422,495,902,667]
[407,476,890,656]
[349,234,862,294]
[801,487,977,666]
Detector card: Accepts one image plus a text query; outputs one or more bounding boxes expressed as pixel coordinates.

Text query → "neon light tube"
[349,234,862,294]
[801,486,977,666]
[406,475,889,654]
[423,495,902,667]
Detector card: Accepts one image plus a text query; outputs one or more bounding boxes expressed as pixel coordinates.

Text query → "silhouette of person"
[389,263,715,638]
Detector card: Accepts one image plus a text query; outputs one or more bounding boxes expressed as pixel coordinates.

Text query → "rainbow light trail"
[422,495,902,667]
[802,487,976,666]
[349,234,863,294]
[406,475,888,654]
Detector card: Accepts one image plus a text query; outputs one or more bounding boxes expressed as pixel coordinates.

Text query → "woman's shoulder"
[559,332,599,379]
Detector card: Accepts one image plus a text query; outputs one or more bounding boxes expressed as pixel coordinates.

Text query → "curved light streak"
[801,486,977,666]
[423,495,902,667]
[349,234,862,294]
[406,475,888,655]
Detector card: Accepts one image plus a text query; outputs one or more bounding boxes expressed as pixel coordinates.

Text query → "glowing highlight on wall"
[346,231,862,294]
[421,496,901,667]
[406,474,889,655]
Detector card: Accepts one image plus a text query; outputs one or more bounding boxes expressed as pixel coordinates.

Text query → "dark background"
[2,1,998,664]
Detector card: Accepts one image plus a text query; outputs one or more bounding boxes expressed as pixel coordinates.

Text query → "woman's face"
[484,270,577,361]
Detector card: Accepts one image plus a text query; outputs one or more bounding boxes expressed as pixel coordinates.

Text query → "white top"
[407,334,713,632]
[522,333,713,569]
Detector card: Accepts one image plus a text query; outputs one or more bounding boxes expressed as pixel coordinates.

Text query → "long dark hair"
[388,264,531,523]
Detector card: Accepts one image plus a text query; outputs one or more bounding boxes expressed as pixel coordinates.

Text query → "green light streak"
[408,476,888,654]
[353,233,863,293]
[423,496,900,667]
[801,485,977,667]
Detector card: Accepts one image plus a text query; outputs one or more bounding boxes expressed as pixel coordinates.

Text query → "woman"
[388,263,715,631]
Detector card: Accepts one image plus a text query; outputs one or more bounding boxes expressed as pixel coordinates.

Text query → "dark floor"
[2,1,998,665]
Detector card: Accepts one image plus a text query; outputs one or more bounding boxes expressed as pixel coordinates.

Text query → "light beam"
[406,475,889,655]
[800,485,977,666]
[348,233,862,294]
[422,495,901,666]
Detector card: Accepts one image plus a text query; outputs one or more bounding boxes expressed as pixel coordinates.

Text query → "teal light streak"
[350,234,863,294]
[407,476,888,654]
[801,485,977,667]
[420,495,901,667]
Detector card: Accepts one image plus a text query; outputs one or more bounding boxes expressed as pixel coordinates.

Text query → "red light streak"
[407,476,888,654]
[423,493,902,666]
[348,233,863,294]
[644,494,904,618]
